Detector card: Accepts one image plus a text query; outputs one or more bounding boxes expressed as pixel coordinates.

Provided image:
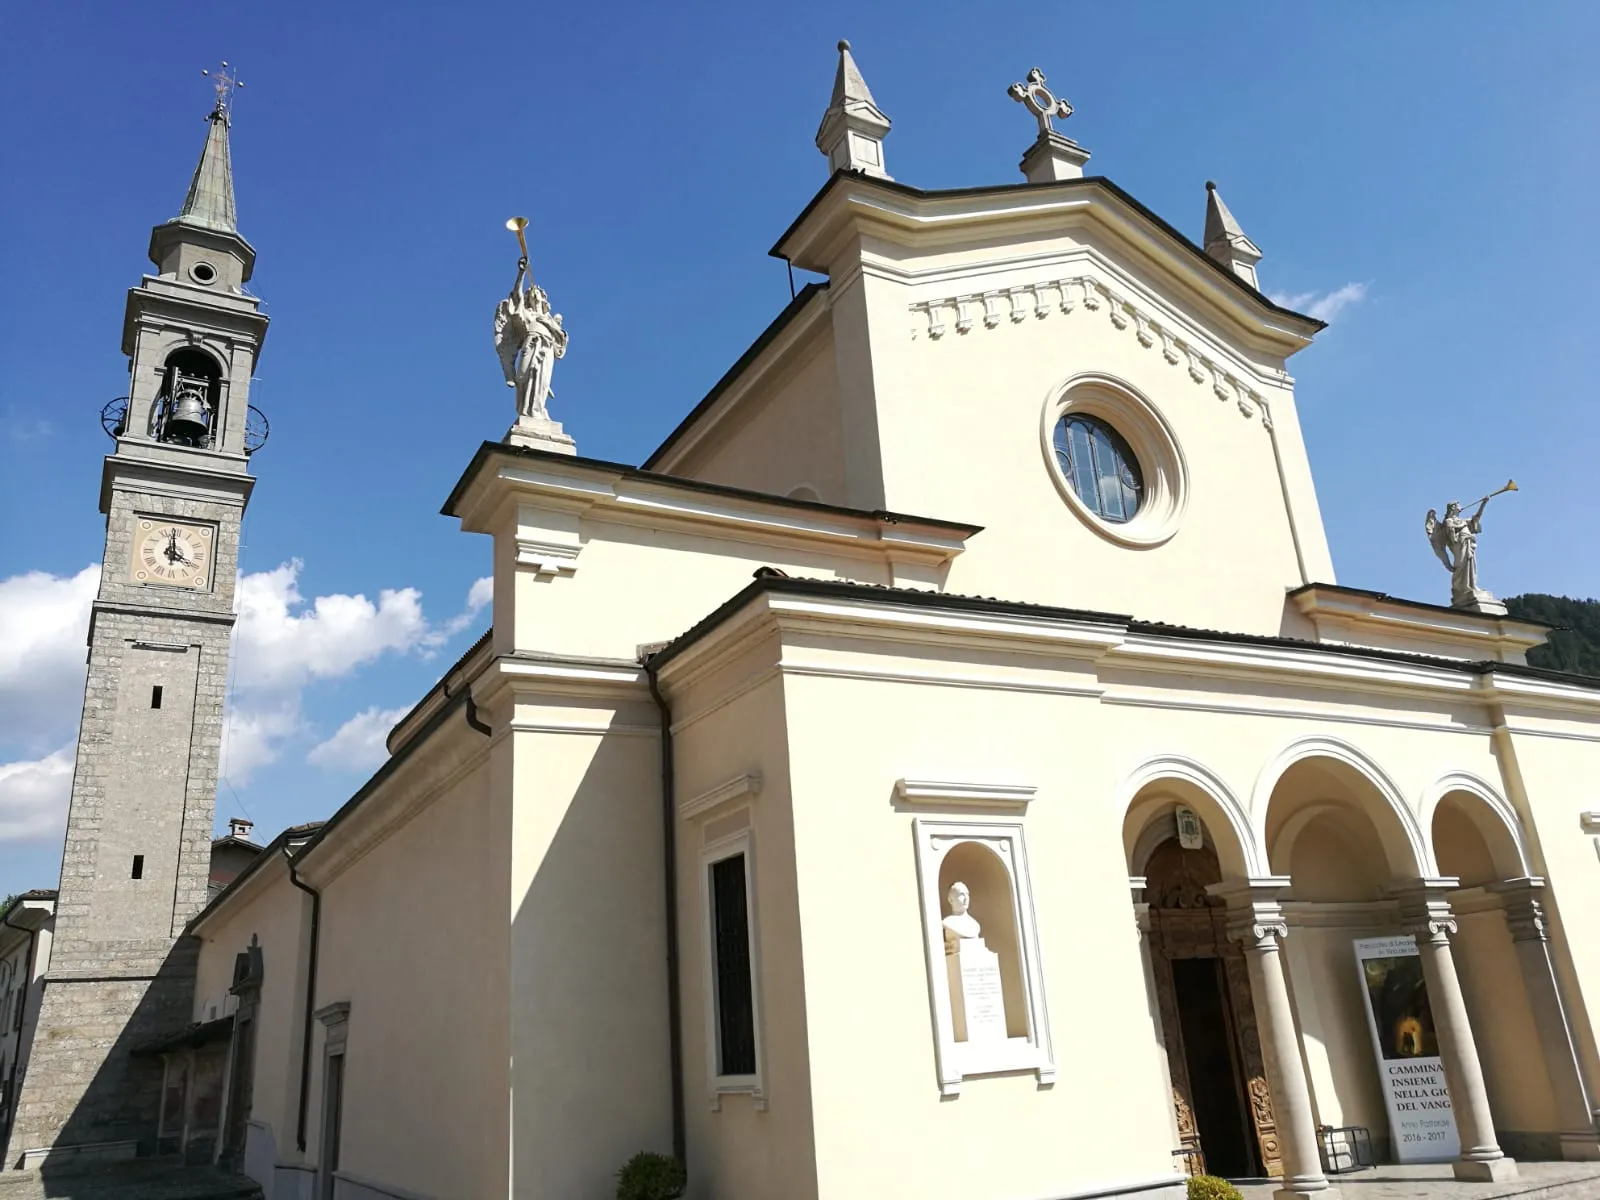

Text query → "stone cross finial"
[1009,68,1073,136]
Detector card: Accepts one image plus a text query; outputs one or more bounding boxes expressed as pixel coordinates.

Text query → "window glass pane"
[1054,415,1142,524]
[710,854,756,1076]
[1090,424,1126,521]
[1069,421,1098,515]
[1052,420,1072,477]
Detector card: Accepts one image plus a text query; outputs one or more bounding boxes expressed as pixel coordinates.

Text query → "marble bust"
[942,881,982,951]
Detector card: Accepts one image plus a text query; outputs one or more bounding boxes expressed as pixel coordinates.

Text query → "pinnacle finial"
[200,60,244,121]
[1203,181,1263,288]
[816,39,891,180]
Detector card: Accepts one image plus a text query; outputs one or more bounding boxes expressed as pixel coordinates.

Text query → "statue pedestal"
[1453,589,1507,617]
[505,415,576,456]
[946,939,1007,1043]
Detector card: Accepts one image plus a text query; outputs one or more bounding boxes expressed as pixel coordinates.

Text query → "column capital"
[1394,881,1460,946]
[1208,877,1293,949]
[1487,876,1550,943]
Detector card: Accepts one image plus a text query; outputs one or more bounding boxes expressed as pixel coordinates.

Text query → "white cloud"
[1269,282,1368,323]
[233,561,432,693]
[0,565,99,748]
[219,702,303,786]
[308,706,409,773]
[434,575,493,642]
[0,749,73,841]
[0,560,490,832]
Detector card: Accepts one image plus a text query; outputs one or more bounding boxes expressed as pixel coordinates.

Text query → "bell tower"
[7,68,269,1168]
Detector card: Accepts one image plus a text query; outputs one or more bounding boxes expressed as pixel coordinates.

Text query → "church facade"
[15,44,1600,1200]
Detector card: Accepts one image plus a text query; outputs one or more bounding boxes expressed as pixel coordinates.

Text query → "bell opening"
[154,348,222,448]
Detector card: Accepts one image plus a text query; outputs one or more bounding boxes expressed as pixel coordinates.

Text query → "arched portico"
[1257,743,1518,1183]
[1427,780,1598,1162]
[1121,757,1329,1195]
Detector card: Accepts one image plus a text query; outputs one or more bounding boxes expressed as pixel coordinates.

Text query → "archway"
[1430,784,1565,1159]
[1259,747,1434,1165]
[1123,766,1282,1181]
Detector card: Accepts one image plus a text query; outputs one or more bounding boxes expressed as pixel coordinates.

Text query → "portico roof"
[644,573,1600,697]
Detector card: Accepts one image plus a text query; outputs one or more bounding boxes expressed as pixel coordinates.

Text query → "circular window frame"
[188,262,218,285]
[1039,372,1187,548]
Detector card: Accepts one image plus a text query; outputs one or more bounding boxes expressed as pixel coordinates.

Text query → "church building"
[11,43,1600,1200]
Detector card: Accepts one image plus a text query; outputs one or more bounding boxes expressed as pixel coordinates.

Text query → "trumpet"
[505,216,530,265]
[1462,479,1517,510]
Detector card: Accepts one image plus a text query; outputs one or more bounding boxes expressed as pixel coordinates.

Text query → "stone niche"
[913,818,1055,1094]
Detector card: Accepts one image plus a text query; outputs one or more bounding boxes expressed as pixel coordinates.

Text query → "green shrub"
[1187,1176,1243,1200]
[616,1151,686,1200]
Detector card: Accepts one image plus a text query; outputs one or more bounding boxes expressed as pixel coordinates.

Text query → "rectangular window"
[131,854,145,880]
[709,853,756,1078]
[151,685,163,710]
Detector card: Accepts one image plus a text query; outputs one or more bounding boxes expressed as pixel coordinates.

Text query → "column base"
[1273,1185,1340,1200]
[1452,1156,1517,1182]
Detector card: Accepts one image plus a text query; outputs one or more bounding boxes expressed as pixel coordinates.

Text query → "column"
[1494,879,1600,1160]
[1220,887,1336,1200]
[1399,890,1518,1183]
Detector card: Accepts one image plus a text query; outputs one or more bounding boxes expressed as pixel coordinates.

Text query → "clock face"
[131,519,213,589]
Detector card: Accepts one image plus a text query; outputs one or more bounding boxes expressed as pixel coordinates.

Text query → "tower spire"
[149,62,255,286]
[177,62,242,232]
[1203,180,1263,289]
[815,40,892,180]
[177,104,237,232]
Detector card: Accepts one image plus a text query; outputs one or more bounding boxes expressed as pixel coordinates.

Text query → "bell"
[165,376,210,443]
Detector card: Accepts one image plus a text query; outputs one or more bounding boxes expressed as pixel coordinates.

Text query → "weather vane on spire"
[1008,67,1072,137]
[201,61,244,119]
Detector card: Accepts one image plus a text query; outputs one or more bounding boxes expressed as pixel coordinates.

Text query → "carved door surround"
[1145,840,1283,1179]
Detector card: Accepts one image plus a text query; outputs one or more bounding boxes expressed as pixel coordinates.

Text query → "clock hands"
[163,528,191,567]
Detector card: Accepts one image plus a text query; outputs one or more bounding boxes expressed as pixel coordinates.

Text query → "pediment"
[770,173,1322,361]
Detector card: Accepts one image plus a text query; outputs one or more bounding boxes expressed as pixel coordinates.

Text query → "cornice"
[679,771,763,821]
[771,174,1321,358]
[893,779,1037,810]
[910,272,1276,430]
[451,452,974,574]
[1291,585,1547,663]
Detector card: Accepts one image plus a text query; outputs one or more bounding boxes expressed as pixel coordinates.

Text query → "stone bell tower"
[7,69,269,1168]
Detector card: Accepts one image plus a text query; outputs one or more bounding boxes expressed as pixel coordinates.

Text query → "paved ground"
[1236,1162,1600,1199]
[0,1159,261,1200]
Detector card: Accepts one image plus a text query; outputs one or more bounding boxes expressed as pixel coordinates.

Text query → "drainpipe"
[0,903,38,1150]
[645,660,687,1167]
[285,850,321,1153]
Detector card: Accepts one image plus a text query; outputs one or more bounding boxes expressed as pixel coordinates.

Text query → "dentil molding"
[909,275,1274,429]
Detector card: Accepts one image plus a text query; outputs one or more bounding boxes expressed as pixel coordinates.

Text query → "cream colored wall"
[1453,906,1558,1137]
[1281,921,1390,1136]
[504,686,674,1199]
[1496,727,1600,1109]
[843,227,1334,636]
[670,637,819,1200]
[777,665,1178,1200]
[307,751,508,1200]
[655,600,1600,1193]
[666,326,851,507]
[192,868,310,1166]
[503,515,894,662]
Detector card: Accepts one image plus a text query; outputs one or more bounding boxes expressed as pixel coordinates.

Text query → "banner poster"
[1352,936,1460,1162]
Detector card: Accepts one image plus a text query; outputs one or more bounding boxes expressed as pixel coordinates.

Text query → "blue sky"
[2,2,1597,889]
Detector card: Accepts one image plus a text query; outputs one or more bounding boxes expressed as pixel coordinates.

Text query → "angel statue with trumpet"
[494,217,568,424]
[1425,480,1517,613]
